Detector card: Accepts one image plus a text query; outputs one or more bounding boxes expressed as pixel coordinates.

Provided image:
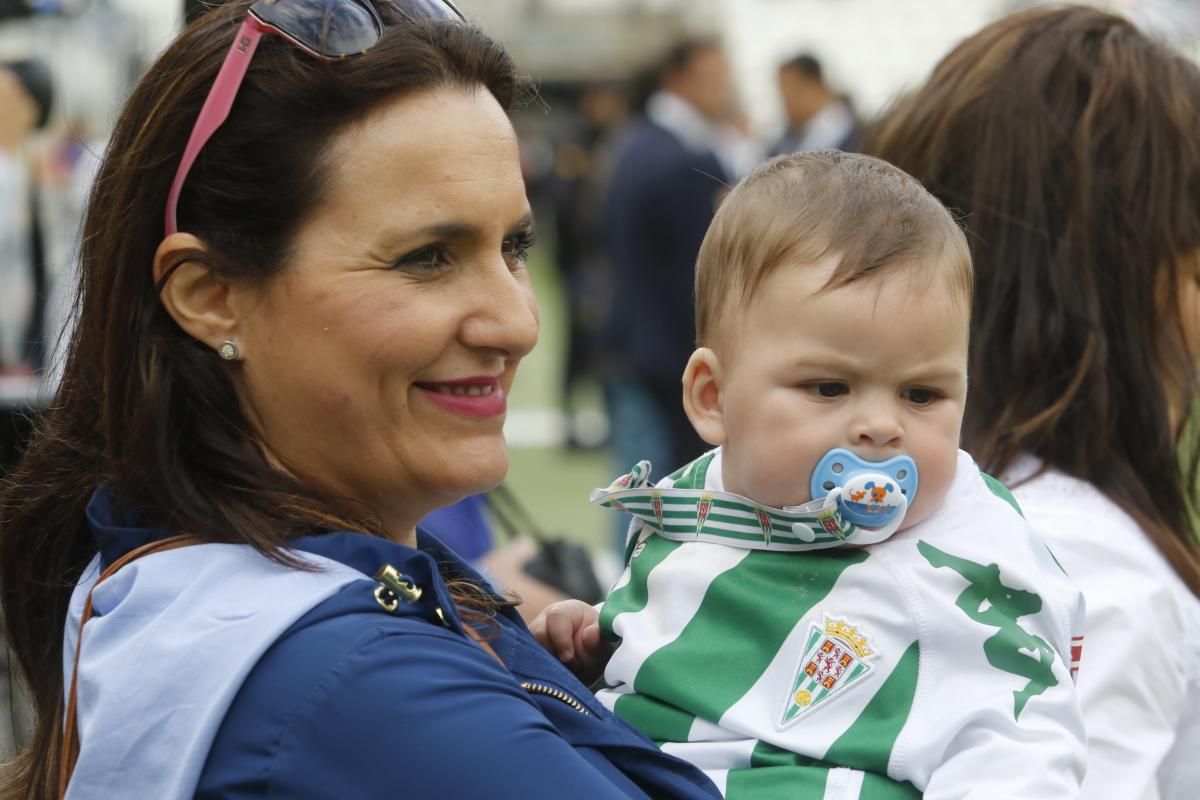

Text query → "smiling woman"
[165,85,542,539]
[0,2,722,799]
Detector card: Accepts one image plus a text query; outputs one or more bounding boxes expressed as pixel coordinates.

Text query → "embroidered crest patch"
[817,507,843,538]
[780,616,876,728]
[696,493,713,534]
[756,507,773,546]
[1070,635,1084,682]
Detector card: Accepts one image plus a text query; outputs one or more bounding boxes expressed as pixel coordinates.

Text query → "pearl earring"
[218,341,239,361]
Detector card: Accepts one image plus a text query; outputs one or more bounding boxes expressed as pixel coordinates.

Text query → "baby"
[534,151,1087,798]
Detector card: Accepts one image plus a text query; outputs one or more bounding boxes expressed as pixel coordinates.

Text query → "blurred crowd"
[0,0,145,379]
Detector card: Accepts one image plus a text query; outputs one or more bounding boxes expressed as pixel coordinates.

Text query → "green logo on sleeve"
[918,541,1058,719]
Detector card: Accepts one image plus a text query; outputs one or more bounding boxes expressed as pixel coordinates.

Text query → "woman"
[867,7,1200,799]
[0,2,722,798]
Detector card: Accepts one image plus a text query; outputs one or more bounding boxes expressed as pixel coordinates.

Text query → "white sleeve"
[1017,495,1193,800]
[1074,563,1185,800]
[889,529,1087,799]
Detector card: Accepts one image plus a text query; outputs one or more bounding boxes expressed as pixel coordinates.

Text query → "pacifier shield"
[809,449,919,529]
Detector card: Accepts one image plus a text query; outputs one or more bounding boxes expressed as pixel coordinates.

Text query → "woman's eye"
[392,244,451,272]
[806,382,848,398]
[502,231,537,266]
[903,388,939,406]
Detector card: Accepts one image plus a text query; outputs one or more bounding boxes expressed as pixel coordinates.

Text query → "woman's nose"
[461,259,540,358]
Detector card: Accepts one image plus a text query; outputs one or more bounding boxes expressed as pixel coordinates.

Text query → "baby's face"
[714,256,968,530]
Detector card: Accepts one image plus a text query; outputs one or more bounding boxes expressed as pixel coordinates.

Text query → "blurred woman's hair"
[866,5,1200,595]
[0,2,524,796]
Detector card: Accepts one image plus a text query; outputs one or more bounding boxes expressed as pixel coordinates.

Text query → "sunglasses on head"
[164,0,466,237]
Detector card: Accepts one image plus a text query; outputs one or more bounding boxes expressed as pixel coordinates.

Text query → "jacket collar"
[84,487,511,634]
[81,488,617,739]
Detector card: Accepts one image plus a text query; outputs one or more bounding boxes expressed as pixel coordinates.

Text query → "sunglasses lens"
[393,0,466,22]
[252,0,383,57]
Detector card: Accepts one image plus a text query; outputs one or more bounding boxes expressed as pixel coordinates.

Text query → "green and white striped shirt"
[596,448,1086,800]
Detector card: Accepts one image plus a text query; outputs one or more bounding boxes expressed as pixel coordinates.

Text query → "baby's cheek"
[903,449,959,529]
[755,446,824,506]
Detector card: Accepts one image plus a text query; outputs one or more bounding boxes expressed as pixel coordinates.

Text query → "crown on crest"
[824,617,873,658]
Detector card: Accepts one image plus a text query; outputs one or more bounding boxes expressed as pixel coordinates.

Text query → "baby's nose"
[852,414,903,448]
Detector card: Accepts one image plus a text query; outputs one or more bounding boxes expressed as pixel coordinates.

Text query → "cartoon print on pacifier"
[841,477,901,523]
[809,448,919,533]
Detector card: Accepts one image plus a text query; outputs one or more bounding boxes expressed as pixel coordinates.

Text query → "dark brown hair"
[779,52,823,82]
[658,37,722,84]
[695,149,972,346]
[865,5,1200,594]
[0,2,525,796]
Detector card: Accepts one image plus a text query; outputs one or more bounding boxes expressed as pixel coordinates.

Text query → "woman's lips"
[415,377,507,418]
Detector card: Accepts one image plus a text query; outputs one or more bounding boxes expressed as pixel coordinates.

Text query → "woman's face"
[234,86,539,539]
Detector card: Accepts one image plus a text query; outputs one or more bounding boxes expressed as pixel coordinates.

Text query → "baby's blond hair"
[695,150,972,346]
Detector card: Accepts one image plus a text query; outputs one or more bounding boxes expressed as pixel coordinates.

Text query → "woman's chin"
[444,445,510,497]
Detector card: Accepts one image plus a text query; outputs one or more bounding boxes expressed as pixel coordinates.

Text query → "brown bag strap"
[58,535,202,799]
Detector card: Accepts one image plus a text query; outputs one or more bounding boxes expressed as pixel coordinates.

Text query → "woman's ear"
[153,233,243,357]
[683,347,727,446]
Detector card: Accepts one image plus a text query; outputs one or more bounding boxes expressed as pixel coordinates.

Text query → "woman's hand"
[530,599,613,685]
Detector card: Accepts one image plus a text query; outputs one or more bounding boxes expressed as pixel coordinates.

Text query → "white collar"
[646,90,725,156]
[792,100,856,152]
[593,449,907,552]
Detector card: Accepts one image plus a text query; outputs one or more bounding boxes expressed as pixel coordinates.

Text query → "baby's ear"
[682,348,727,446]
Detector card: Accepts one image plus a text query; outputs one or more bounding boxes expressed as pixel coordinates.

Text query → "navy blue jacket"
[84,507,720,799]
[601,119,729,383]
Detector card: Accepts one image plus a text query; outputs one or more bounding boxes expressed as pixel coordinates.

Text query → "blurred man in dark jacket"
[771,53,861,156]
[601,39,733,502]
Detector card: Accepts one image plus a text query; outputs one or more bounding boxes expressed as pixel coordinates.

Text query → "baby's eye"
[805,382,848,399]
[902,387,940,406]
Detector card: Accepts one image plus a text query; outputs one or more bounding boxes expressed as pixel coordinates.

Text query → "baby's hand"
[530,599,613,684]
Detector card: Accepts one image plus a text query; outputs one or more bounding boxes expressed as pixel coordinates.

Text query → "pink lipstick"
[416,376,506,418]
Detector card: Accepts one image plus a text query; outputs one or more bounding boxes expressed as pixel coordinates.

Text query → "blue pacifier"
[809,449,919,530]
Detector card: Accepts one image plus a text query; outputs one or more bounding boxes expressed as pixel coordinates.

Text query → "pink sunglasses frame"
[163,2,393,237]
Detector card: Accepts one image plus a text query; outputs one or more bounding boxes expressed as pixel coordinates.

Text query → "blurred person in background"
[548,82,628,450]
[717,99,764,184]
[771,53,860,156]
[36,112,102,391]
[867,6,1200,798]
[0,58,52,375]
[600,38,732,535]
